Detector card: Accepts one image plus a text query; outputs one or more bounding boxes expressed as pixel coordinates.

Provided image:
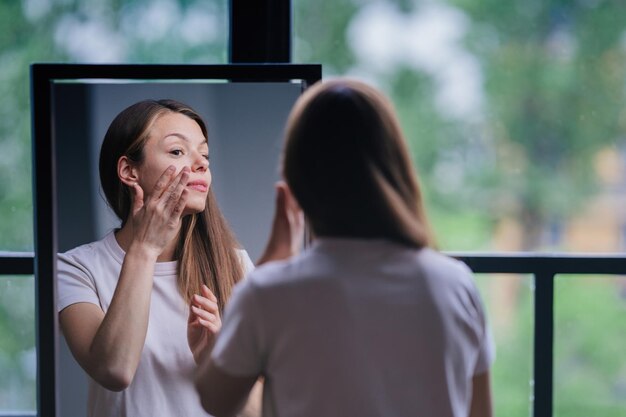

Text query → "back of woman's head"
[99,99,207,224]
[282,79,434,248]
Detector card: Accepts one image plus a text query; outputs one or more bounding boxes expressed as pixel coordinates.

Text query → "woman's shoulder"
[418,247,470,269]
[58,231,119,267]
[242,257,297,288]
[415,248,475,285]
[235,248,255,275]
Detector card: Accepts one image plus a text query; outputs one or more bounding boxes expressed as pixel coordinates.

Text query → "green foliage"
[294,0,358,73]
[554,276,626,416]
[453,0,626,241]
[476,275,534,417]
[390,68,458,175]
[428,207,493,251]
[0,277,35,409]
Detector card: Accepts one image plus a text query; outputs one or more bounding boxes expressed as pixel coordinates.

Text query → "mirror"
[52,79,305,415]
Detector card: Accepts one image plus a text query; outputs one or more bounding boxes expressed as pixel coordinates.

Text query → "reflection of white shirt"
[212,238,494,417]
[57,231,254,417]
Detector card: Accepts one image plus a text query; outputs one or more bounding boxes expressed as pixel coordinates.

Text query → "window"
[294,1,626,416]
[554,275,626,417]
[0,275,35,413]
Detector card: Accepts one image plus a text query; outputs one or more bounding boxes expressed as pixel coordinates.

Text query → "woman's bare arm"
[195,359,258,417]
[256,182,304,265]
[469,371,493,417]
[59,246,158,391]
[59,166,189,391]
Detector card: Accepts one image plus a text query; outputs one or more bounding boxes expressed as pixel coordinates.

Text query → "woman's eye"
[170,149,183,156]
[203,154,209,160]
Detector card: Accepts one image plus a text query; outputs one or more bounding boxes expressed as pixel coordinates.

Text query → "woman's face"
[134,111,211,215]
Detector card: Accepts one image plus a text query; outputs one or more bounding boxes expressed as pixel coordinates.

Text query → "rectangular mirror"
[31,64,321,417]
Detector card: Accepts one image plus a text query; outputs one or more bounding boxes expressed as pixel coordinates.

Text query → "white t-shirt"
[57,231,254,417]
[212,237,494,417]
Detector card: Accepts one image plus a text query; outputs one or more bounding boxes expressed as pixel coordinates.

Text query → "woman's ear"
[118,156,139,186]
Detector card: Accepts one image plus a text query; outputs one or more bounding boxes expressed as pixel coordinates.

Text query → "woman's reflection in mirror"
[57,99,261,417]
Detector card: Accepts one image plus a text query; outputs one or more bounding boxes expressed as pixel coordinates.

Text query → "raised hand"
[188,284,222,364]
[257,181,305,265]
[128,165,190,257]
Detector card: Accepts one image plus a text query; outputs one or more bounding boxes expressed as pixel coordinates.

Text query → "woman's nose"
[191,151,209,172]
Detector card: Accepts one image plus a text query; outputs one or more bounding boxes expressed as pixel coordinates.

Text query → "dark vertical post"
[229,0,291,63]
[31,65,59,417]
[533,272,554,417]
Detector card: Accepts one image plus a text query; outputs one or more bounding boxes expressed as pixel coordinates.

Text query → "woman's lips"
[187,181,208,192]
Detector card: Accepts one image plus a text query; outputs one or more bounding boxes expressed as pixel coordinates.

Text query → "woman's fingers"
[146,165,188,205]
[141,166,189,224]
[256,182,305,265]
[273,182,304,254]
[275,182,288,218]
[190,289,221,334]
[191,305,218,324]
[150,165,177,201]
[127,166,193,255]
[192,293,219,315]
[201,284,218,303]
[281,183,304,235]
[162,169,190,218]
[188,315,219,335]
[190,286,222,333]
[131,182,145,216]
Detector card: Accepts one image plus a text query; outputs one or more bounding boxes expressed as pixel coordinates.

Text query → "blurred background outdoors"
[1,0,625,415]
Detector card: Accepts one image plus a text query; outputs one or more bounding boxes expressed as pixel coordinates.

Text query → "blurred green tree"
[297,0,626,251]
[449,0,626,249]
[294,1,626,416]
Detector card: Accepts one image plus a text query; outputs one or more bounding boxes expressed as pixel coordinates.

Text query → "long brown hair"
[282,79,435,248]
[99,99,244,311]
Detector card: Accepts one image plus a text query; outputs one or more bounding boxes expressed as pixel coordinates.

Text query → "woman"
[196,79,495,417]
[57,99,258,416]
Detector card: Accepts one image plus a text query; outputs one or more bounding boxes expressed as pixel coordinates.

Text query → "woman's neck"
[114,222,179,262]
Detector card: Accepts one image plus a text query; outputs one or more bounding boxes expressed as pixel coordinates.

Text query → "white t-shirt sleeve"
[462,264,496,375]
[237,249,255,275]
[57,253,101,312]
[211,278,265,377]
[475,321,496,375]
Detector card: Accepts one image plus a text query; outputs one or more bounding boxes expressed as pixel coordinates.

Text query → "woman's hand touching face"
[257,181,305,265]
[188,285,222,364]
[135,112,212,216]
[126,165,190,257]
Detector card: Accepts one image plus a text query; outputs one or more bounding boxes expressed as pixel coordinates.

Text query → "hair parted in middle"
[282,79,435,249]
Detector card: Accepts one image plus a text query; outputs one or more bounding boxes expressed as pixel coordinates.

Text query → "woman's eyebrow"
[163,133,190,141]
[163,133,208,145]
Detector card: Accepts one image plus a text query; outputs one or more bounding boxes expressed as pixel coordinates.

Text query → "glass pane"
[0,276,35,412]
[475,273,533,417]
[294,0,626,253]
[0,0,228,251]
[554,275,626,417]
